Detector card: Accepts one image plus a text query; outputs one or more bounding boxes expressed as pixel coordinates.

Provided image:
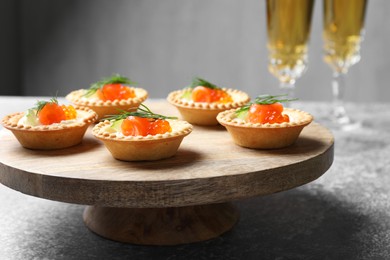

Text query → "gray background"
[1,0,389,102]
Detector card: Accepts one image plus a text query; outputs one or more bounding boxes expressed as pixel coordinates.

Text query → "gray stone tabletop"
[1,97,390,259]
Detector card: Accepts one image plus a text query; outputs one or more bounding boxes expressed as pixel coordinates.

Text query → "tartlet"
[2,106,97,150]
[92,105,193,161]
[66,88,147,120]
[167,77,250,126]
[93,119,192,161]
[217,95,313,149]
[66,74,148,120]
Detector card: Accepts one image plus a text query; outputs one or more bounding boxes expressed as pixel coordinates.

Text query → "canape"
[92,104,193,161]
[2,98,97,149]
[66,74,148,120]
[167,77,250,125]
[217,94,313,149]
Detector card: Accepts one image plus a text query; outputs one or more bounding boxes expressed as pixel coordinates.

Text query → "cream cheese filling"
[18,109,90,127]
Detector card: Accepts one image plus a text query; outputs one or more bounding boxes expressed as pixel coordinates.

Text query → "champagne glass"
[322,0,367,130]
[266,0,315,103]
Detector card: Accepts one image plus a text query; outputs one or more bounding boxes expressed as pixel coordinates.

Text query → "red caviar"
[247,103,289,124]
[191,86,232,103]
[38,103,77,125]
[121,116,172,136]
[148,119,172,135]
[62,105,77,120]
[96,83,135,101]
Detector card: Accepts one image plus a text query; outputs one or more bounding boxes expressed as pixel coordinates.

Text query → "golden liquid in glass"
[323,0,367,73]
[266,0,314,84]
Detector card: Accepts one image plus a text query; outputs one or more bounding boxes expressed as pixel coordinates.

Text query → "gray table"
[1,96,390,259]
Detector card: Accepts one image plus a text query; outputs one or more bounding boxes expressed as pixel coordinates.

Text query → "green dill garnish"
[103,104,178,122]
[181,77,221,99]
[83,73,137,98]
[189,77,220,89]
[235,94,297,115]
[35,97,59,115]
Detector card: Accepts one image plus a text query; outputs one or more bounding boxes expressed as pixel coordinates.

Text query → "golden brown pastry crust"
[2,106,97,150]
[92,119,193,161]
[66,88,148,120]
[167,88,250,126]
[217,108,313,149]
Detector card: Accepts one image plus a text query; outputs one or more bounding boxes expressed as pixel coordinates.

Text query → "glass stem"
[279,81,295,107]
[332,71,350,124]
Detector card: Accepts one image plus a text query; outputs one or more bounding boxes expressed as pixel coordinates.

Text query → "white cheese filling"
[18,109,88,127]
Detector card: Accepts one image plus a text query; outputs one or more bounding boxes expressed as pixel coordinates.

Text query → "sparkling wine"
[266,0,314,84]
[323,0,367,73]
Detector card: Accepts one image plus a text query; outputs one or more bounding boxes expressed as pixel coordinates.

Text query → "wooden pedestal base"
[83,203,239,245]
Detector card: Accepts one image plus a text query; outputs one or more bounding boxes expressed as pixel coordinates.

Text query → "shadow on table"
[128,148,203,171]
[15,188,375,260]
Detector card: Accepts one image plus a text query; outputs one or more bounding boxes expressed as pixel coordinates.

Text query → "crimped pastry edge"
[217,108,313,128]
[92,119,193,141]
[66,88,148,107]
[167,88,250,111]
[2,106,98,131]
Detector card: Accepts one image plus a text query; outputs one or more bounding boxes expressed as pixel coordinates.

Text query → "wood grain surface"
[83,203,239,245]
[0,101,334,208]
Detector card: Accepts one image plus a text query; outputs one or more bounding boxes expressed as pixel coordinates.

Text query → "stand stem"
[280,81,295,107]
[83,203,239,245]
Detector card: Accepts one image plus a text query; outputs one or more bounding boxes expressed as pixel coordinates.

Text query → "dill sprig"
[189,77,220,89]
[235,94,297,114]
[103,104,178,122]
[35,97,59,115]
[83,73,137,97]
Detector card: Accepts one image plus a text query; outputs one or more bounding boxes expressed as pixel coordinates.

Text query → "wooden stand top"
[0,101,334,208]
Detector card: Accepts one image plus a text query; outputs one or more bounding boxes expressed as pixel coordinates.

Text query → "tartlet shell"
[167,89,250,126]
[92,119,193,161]
[217,108,313,149]
[66,88,148,120]
[2,106,98,150]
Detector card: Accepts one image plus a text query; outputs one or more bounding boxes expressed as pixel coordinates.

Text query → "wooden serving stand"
[0,102,334,245]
